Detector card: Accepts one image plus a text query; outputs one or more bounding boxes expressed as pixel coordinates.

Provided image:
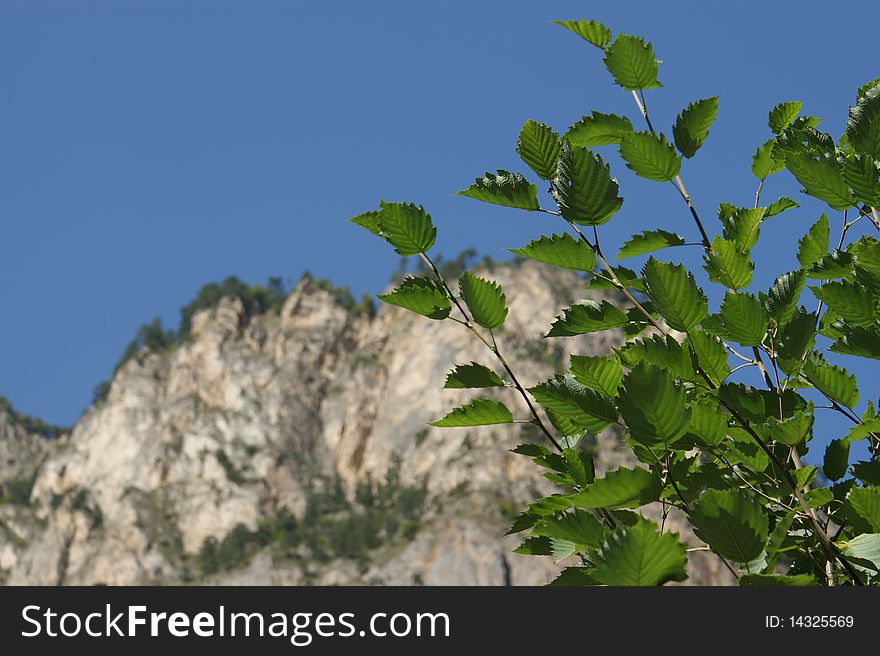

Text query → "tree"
[351,18,880,585]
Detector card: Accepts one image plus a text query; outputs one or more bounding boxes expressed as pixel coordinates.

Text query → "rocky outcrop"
[0,263,733,585]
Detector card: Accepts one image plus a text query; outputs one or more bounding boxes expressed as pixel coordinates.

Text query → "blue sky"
[1,0,877,465]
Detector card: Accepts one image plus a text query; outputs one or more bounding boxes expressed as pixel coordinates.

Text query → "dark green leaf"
[565,111,634,147]
[846,84,880,158]
[569,466,661,509]
[553,19,613,49]
[529,375,618,432]
[517,120,562,181]
[823,438,850,481]
[797,213,830,270]
[617,334,694,381]
[785,152,855,210]
[848,488,880,532]
[547,300,629,336]
[602,34,662,91]
[348,209,383,236]
[777,308,817,375]
[811,281,877,327]
[806,250,855,279]
[714,291,769,346]
[719,383,806,422]
[853,461,880,486]
[619,131,681,181]
[430,399,514,427]
[616,229,686,259]
[513,536,553,555]
[687,397,729,447]
[688,332,731,387]
[549,567,601,586]
[843,154,880,206]
[642,257,708,332]
[443,362,505,389]
[803,354,859,408]
[763,196,799,218]
[509,233,596,271]
[703,237,754,290]
[673,97,719,158]
[377,276,451,319]
[769,101,802,134]
[552,142,623,225]
[740,574,817,586]
[592,517,687,586]
[457,170,539,211]
[533,509,606,547]
[751,138,785,179]
[805,487,834,508]
[569,354,622,397]
[618,363,691,447]
[842,533,880,573]
[720,206,765,252]
[765,271,805,327]
[459,271,508,329]
[376,201,438,255]
[689,489,769,563]
[759,405,814,446]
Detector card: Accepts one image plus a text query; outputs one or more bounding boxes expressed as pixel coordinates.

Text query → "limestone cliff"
[0,262,732,585]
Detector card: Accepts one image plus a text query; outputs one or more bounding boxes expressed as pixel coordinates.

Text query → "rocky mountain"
[0,262,733,586]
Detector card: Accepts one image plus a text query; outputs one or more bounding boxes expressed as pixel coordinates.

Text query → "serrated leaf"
[641,257,708,332]
[569,354,622,397]
[690,489,769,563]
[823,437,850,481]
[857,77,880,101]
[616,229,686,259]
[569,466,661,509]
[552,142,623,225]
[785,152,855,210]
[765,271,805,327]
[529,375,618,433]
[459,271,508,329]
[592,517,687,586]
[457,170,539,211]
[740,574,817,586]
[602,34,662,91]
[348,209,383,236]
[533,509,606,547]
[843,153,880,206]
[718,383,806,422]
[513,536,553,555]
[806,250,854,279]
[805,487,834,508]
[509,233,596,271]
[703,237,754,290]
[585,265,643,291]
[618,363,691,447]
[759,405,814,446]
[764,197,799,219]
[751,138,785,179]
[377,276,451,319]
[553,18,612,49]
[843,533,880,574]
[673,97,718,158]
[549,567,601,586]
[430,399,513,427]
[619,131,681,181]
[376,201,437,255]
[768,101,802,134]
[517,120,562,181]
[846,84,880,159]
[618,334,695,381]
[443,362,505,389]
[565,111,634,147]
[829,325,880,360]
[777,308,817,375]
[811,281,877,327]
[853,461,880,486]
[720,206,765,251]
[688,332,731,387]
[687,397,728,446]
[797,213,830,269]
[848,488,880,532]
[547,299,629,336]
[803,353,859,408]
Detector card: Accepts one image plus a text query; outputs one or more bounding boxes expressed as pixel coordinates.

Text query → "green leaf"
[549,567,601,586]
[751,138,785,179]
[765,271,805,327]
[843,533,880,574]
[459,271,508,329]
[618,363,691,448]
[616,229,686,259]
[777,308,817,375]
[565,111,634,147]
[687,332,731,387]
[797,213,830,269]
[430,399,514,427]
[763,196,799,218]
[513,536,553,555]
[763,511,795,574]
[348,209,383,236]
[846,84,880,159]
[443,363,505,389]
[829,325,880,360]
[848,488,880,532]
[845,404,880,442]
[641,257,708,332]
[569,466,661,509]
[552,142,623,225]
[619,131,681,181]
[857,77,880,101]
[617,334,694,381]
[673,97,718,158]
[759,405,814,446]
[602,34,662,91]
[803,354,859,408]
[687,397,729,447]
[377,276,451,319]
[811,281,877,327]
[592,517,687,586]
[711,292,769,346]
[553,18,612,49]
[529,375,618,432]
[508,233,596,271]
[805,487,834,508]
[547,300,629,336]
[689,489,768,563]
[720,206,765,252]
[768,101,803,134]
[823,438,851,481]
[853,461,880,486]
[532,509,606,547]
[517,120,562,181]
[843,154,880,206]
[376,201,437,255]
[703,237,754,290]
[718,383,806,422]
[806,250,854,279]
[569,354,622,397]
[740,574,817,586]
[456,170,539,211]
[785,152,855,210]
[585,265,643,291]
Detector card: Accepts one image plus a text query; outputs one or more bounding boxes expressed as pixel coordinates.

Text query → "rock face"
[0,263,733,586]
